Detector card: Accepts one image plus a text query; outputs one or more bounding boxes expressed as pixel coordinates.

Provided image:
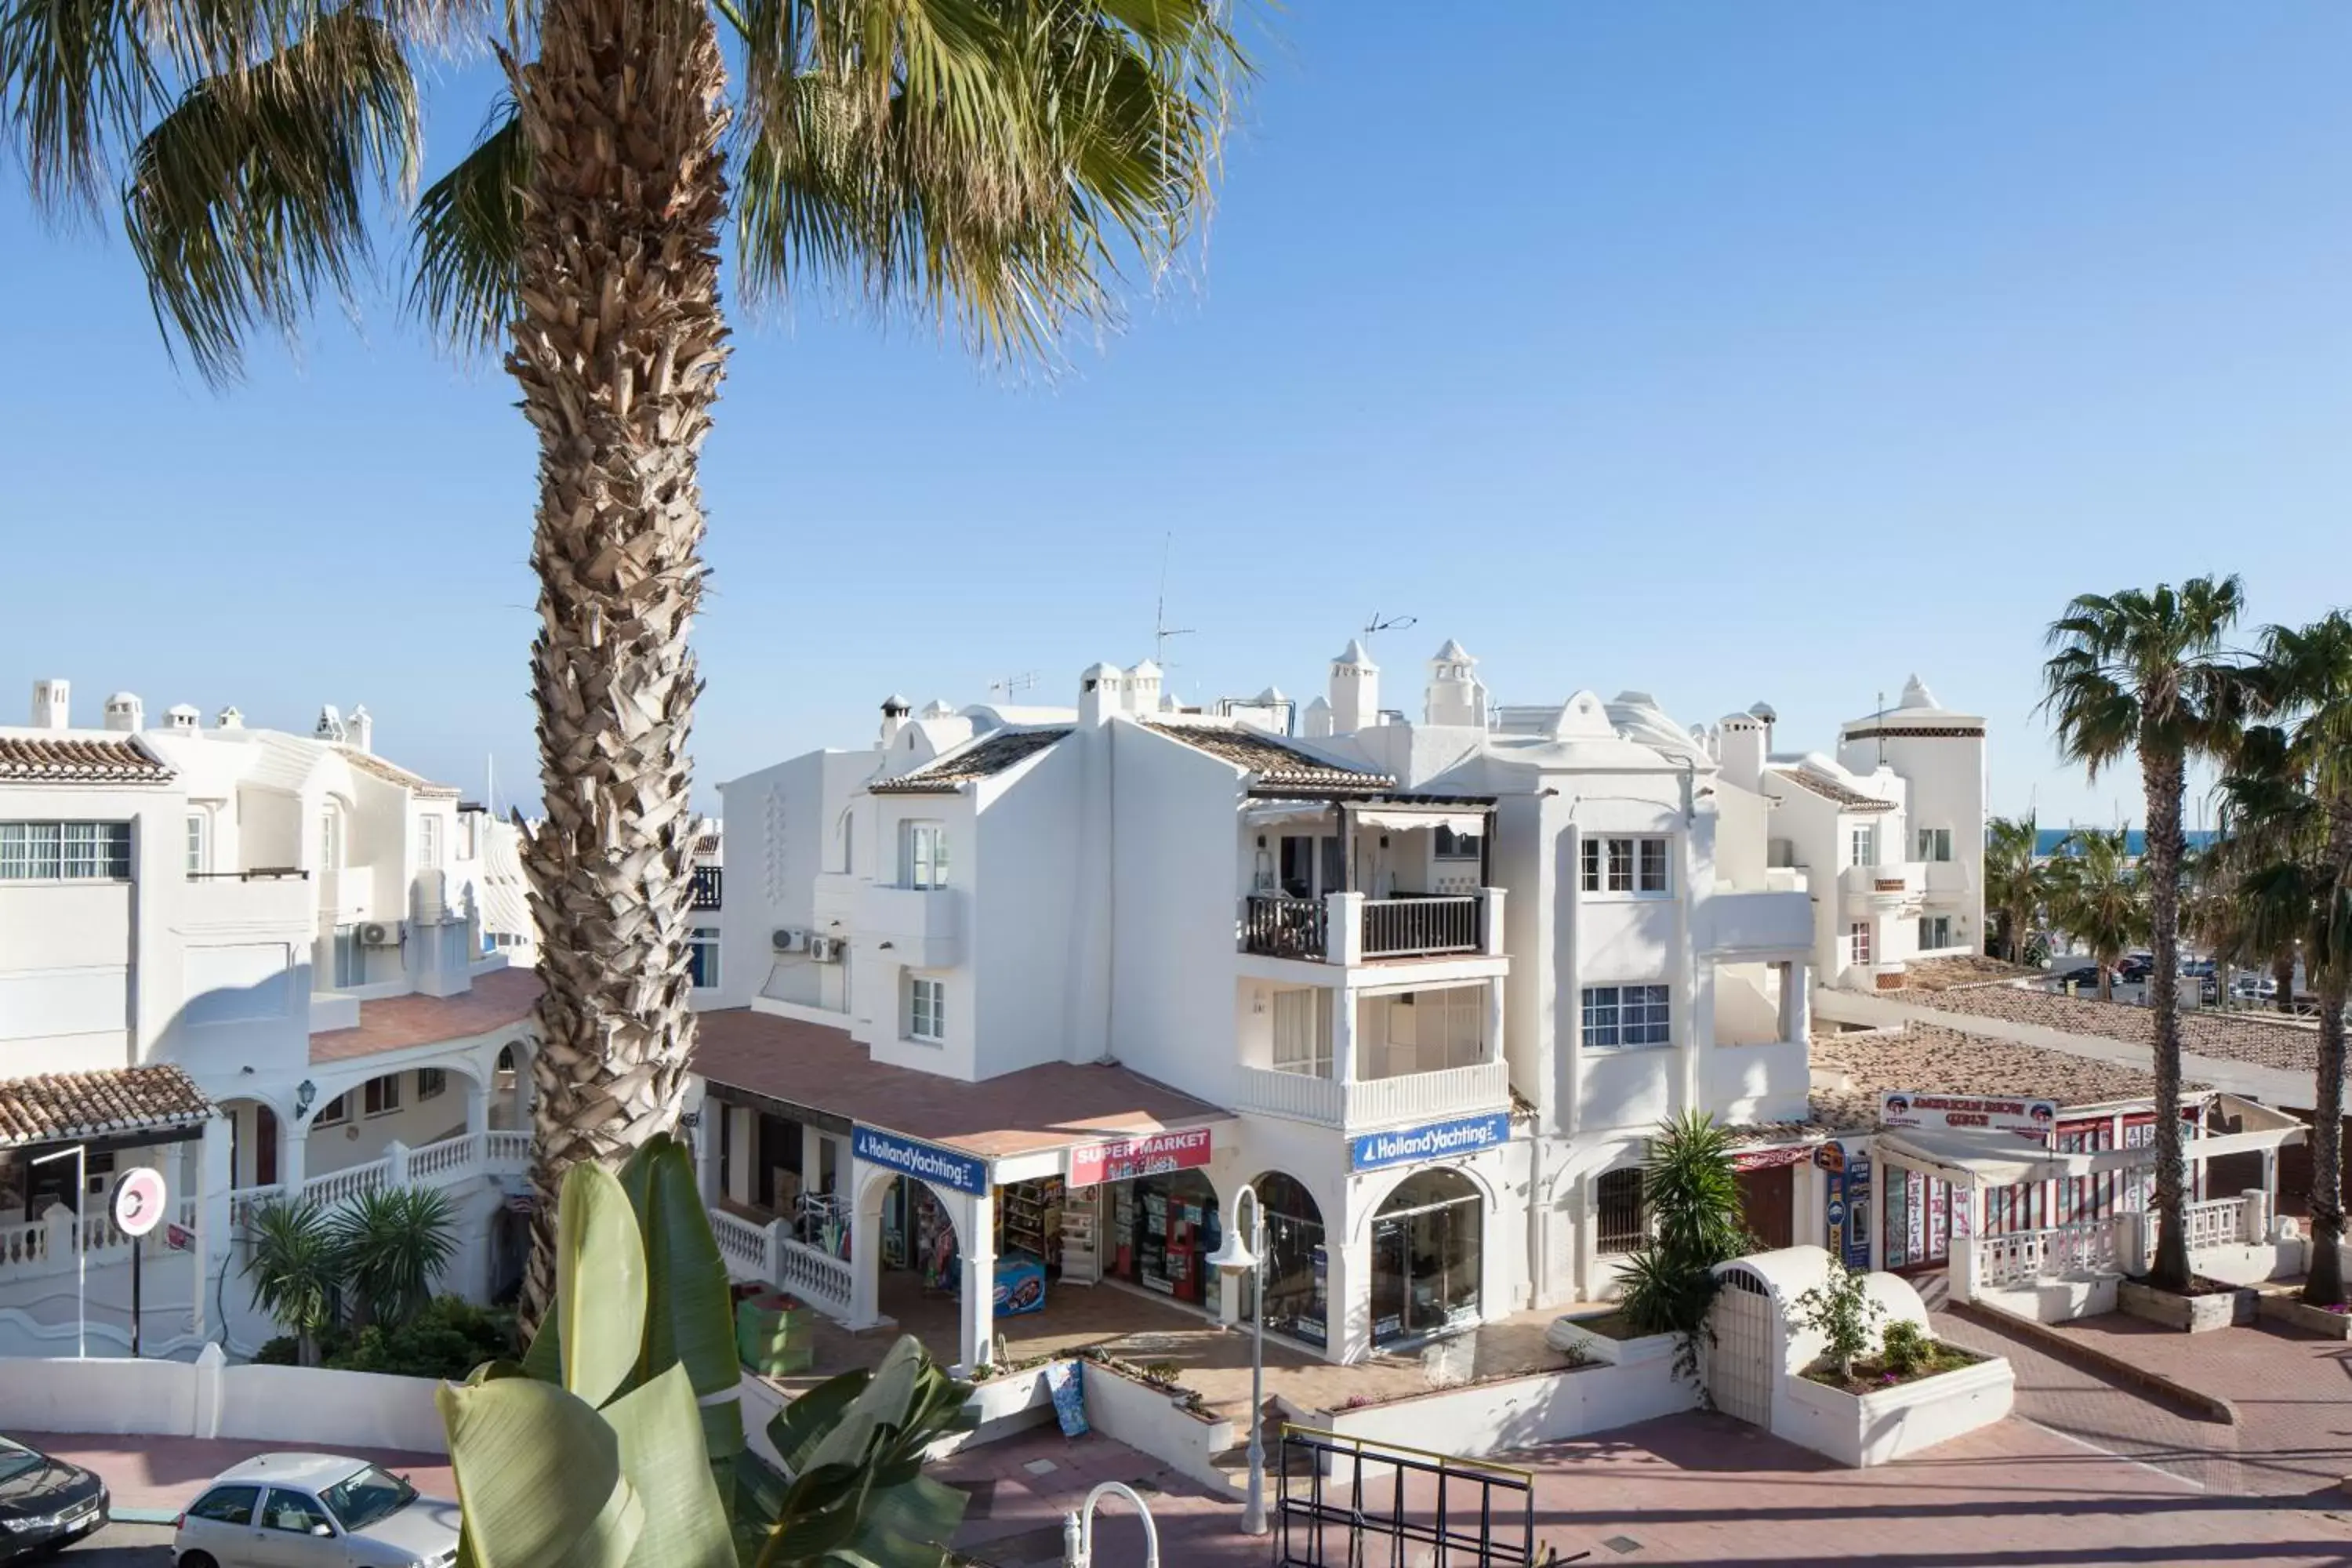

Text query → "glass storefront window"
[1243,1173,1328,1347]
[1369,1168,1482,1348]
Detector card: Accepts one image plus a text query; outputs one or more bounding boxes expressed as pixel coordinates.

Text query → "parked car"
[2051,961,2104,987]
[2183,958,2217,978]
[173,1453,457,1568]
[2117,954,2154,982]
[0,1432,108,1560]
[2231,975,2277,1000]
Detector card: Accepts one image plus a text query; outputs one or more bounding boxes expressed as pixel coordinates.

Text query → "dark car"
[2118,955,2154,982]
[2052,961,2104,986]
[0,1433,108,1559]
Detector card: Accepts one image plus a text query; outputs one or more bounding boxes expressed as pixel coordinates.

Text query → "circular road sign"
[112,1167,169,1238]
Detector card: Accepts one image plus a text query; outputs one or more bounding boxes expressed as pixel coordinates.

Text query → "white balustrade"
[709,1208,770,1280]
[775,1236,855,1316]
[0,1218,49,1271]
[409,1133,481,1183]
[230,1185,286,1230]
[1232,1059,1510,1130]
[302,1156,390,1209]
[2186,1196,2245,1250]
[1971,1218,2127,1292]
[485,1130,532,1167]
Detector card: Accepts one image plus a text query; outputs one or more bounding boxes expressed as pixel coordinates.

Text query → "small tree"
[1617,1112,1753,1372]
[1790,1260,1885,1382]
[332,1185,458,1330]
[244,1198,341,1367]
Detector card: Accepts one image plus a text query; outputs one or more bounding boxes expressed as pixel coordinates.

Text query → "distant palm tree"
[2049,827,2146,1004]
[244,1199,340,1367]
[2042,577,2250,1291]
[1984,813,2049,964]
[5,0,1247,1332]
[2223,614,2352,1307]
[331,1185,457,1330]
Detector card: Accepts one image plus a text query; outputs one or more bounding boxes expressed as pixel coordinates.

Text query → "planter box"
[1079,1362,1234,1493]
[1319,1356,1700,1476]
[2256,1294,2352,1340]
[1544,1315,1678,1369]
[1778,1357,2015,1468]
[2118,1279,2256,1333]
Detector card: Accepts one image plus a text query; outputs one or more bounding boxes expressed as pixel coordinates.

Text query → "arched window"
[1595,1167,1646,1254]
[1249,1173,1327,1347]
[1371,1167,1483,1346]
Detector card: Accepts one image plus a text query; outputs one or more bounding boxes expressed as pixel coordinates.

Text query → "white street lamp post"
[1061,1479,1160,1568]
[1205,1184,1269,1537]
[31,1144,87,1359]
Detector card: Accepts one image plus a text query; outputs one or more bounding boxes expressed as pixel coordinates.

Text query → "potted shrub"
[1780,1260,2014,1468]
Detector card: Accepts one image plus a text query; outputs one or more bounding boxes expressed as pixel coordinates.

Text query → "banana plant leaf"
[558,1162,649,1408]
[602,1361,738,1568]
[617,1134,742,1460]
[437,1374,643,1568]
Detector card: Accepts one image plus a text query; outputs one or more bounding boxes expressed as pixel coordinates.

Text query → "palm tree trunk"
[2274,953,2297,1014]
[2305,804,2352,1307]
[2143,744,2193,1292]
[506,0,731,1337]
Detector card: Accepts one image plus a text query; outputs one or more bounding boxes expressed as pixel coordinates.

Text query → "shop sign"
[1879,1091,2056,1145]
[1349,1112,1511,1172]
[1842,1151,1872,1271]
[1731,1145,1812,1172]
[852,1125,987,1196]
[1067,1127,1214,1188]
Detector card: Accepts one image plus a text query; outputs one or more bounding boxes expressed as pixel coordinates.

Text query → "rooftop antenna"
[1153,532,1194,668]
[1361,610,1417,652]
[1875,690,1887,768]
[486,753,495,819]
[987,672,1040,702]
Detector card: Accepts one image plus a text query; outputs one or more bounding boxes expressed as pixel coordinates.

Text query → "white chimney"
[1078,662,1123,727]
[346,704,373,753]
[165,704,201,731]
[315,705,346,742]
[878,694,912,750]
[216,705,244,730]
[30,679,69,730]
[1719,713,1767,793]
[1127,660,1164,716]
[1329,639,1380,735]
[1423,638,1486,728]
[103,691,143,732]
[1300,695,1334,739]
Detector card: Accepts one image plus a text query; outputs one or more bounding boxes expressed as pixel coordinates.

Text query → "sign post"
[112,1168,169,1359]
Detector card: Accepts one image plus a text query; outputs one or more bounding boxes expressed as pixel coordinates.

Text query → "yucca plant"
[332,1184,458,1330]
[1617,1112,1752,1377]
[243,1196,343,1367]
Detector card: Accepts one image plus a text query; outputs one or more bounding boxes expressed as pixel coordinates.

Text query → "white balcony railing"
[1973,1218,2125,1292]
[1233,1059,1510,1131]
[711,1208,770,1277]
[0,1217,50,1271]
[709,1207,855,1322]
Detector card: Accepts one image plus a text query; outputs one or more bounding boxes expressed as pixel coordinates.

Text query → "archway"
[491,1041,534,1131]
[1243,1171,1329,1348]
[1369,1167,1483,1348]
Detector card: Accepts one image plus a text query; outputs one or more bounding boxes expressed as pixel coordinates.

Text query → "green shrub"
[322,1295,516,1381]
[1879,1318,1931,1377]
[1791,1260,1885,1381]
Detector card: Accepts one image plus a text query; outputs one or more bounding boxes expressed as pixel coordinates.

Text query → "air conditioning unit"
[358,920,404,946]
[771,927,807,953]
[809,936,842,963]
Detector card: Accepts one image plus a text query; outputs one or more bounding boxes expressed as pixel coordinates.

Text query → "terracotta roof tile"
[309,967,543,1062]
[0,735,172,785]
[1813,1021,2199,1112]
[1769,767,1896,812]
[337,746,461,800]
[1144,724,1395,793]
[0,1064,214,1149]
[867,728,1070,794]
[1898,955,2042,991]
[1893,982,2325,1077]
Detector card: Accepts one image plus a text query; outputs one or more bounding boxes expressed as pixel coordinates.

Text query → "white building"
[689,642,1936,1370]
[0,679,540,1356]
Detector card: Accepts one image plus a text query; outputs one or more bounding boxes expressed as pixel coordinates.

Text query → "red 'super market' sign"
[1068,1127,1214,1187]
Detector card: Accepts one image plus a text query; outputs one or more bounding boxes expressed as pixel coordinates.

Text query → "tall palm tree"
[2224,615,2352,1307]
[1984,812,2049,964]
[2048,827,2145,1004]
[5,0,1245,1329]
[2042,577,2249,1292]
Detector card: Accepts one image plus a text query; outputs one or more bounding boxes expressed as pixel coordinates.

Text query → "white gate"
[1706,1265,1778,1428]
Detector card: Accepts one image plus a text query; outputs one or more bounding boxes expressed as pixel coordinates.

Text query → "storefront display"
[993,1254,1048,1316]
[1368,1167,1482,1347]
[995,1177,1065,1272]
[880,1177,959,1290]
[1109,1170,1219,1304]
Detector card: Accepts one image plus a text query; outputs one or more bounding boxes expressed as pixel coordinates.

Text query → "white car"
[172,1452,459,1568]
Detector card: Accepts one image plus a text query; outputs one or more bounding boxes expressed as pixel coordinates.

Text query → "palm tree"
[5,0,1246,1330]
[1984,812,2049,964]
[244,1198,342,1367]
[2042,577,2249,1291]
[332,1184,457,1329]
[2223,615,2352,1307]
[2048,827,2145,1003]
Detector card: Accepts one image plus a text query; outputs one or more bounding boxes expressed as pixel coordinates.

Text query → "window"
[319,808,341,873]
[688,926,720,988]
[185,812,209,875]
[1385,987,1484,1073]
[328,925,362,989]
[313,1093,349,1127]
[259,1489,333,1536]
[1433,826,1482,861]
[1581,836,1668,895]
[187,1485,263,1526]
[1595,1167,1646,1254]
[906,976,946,1043]
[321,1465,416,1534]
[1915,827,1953,863]
[1849,921,1873,965]
[0,822,131,880]
[1272,988,1334,1076]
[417,1068,447,1101]
[1849,825,1877,869]
[364,1076,402,1116]
[902,822,948,889]
[1918,915,1952,951]
[1582,984,1671,1049]
[419,814,442,869]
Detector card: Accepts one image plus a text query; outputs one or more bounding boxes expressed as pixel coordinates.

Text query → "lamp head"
[1204,1229,1258,1276]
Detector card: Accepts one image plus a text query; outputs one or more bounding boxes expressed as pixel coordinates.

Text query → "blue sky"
[5,3,2347,829]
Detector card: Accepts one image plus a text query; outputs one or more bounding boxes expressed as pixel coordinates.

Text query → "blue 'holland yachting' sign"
[852,1125,987,1195]
[1349,1112,1512,1172]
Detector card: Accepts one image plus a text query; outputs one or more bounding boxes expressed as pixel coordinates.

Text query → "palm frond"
[407,93,523,357]
[1,0,161,205]
[121,2,419,382]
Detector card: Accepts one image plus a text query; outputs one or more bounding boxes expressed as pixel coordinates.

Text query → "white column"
[2262,1145,2280,1210]
[2241,1188,2271,1245]
[1327,891,1365,967]
[848,1174,882,1330]
[1480,887,1507,957]
[193,1114,234,1338]
[1327,1234,1370,1365]
[464,1075,490,1140]
[695,1114,722,1206]
[957,1189,996,1370]
[1331,988,1359,1086]
[1483,976,1505,1064]
[279,1113,308,1196]
[383,1140,410,1186]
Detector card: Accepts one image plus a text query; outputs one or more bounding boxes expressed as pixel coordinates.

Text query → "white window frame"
[906,975,946,1044]
[1915,826,1953,863]
[186,811,210,876]
[363,1076,403,1117]
[318,808,343,875]
[1580,835,1670,897]
[1271,988,1334,1077]
[1849,824,1877,869]
[0,821,132,881]
[688,925,720,989]
[1918,914,1952,951]
[1581,983,1671,1051]
[419,814,443,869]
[901,822,948,890]
[1849,921,1874,966]
[312,1093,349,1128]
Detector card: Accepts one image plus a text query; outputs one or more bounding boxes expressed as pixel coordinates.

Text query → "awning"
[0,1065,216,1150]
[1353,808,1489,836]
[1875,1126,2151,1189]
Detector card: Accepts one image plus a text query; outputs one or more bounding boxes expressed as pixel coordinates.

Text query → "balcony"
[1922,859,1972,898]
[855,883,962,968]
[689,865,723,910]
[1700,888,1815,956]
[1240,889,1501,964]
[1233,1059,1510,1131]
[1842,862,1925,913]
[180,869,316,935]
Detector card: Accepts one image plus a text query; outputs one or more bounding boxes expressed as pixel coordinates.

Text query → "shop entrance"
[1883,1165,1955,1273]
[1105,1170,1221,1305]
[879,1176,962,1295]
[1240,1173,1330,1348]
[1370,1167,1482,1348]
[1734,1163,1796,1250]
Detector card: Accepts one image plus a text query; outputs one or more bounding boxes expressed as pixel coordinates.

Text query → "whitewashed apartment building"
[0,679,542,1356]
[688,643,1945,1369]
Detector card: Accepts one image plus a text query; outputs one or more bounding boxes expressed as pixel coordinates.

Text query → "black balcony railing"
[1243,895,1327,960]
[690,866,723,909]
[1360,895,1481,958]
